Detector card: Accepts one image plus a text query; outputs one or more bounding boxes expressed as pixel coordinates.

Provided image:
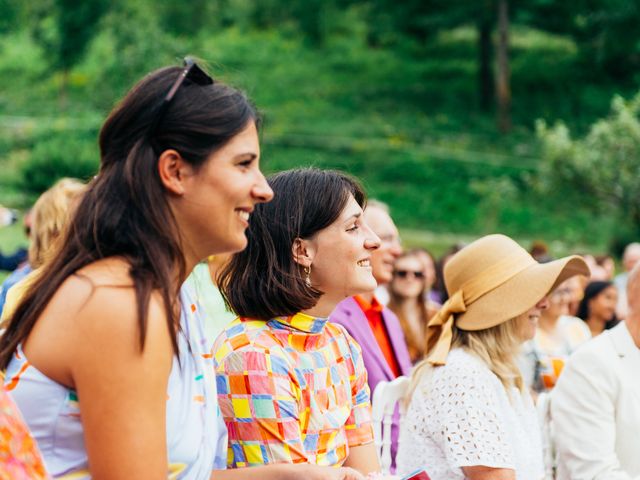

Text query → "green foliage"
[0,1,637,253]
[19,130,99,193]
[25,0,107,72]
[55,0,108,71]
[537,93,640,240]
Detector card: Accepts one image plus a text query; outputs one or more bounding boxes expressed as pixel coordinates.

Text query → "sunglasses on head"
[394,269,425,279]
[148,57,214,136]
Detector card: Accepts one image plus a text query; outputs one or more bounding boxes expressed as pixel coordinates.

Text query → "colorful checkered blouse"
[214,312,374,468]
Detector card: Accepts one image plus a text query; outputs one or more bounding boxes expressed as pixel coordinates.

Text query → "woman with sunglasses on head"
[396,234,589,480]
[387,250,440,363]
[0,60,362,480]
[214,168,382,477]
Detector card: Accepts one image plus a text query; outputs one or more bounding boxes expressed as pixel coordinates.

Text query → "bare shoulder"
[24,257,174,388]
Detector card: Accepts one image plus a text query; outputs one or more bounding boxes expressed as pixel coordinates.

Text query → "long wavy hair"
[388,250,430,362]
[406,317,525,403]
[0,62,258,368]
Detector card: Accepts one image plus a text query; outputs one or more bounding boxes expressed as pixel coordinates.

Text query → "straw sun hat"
[426,234,589,365]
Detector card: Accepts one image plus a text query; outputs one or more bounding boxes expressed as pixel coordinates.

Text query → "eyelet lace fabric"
[397,348,544,480]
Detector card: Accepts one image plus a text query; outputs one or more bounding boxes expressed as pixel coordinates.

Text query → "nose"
[364,225,381,251]
[390,237,402,257]
[536,295,550,310]
[252,173,274,203]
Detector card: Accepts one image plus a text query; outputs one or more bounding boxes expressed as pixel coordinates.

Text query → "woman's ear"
[292,238,315,267]
[157,149,194,195]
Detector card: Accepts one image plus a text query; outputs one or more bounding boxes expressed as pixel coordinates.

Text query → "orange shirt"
[354,295,401,378]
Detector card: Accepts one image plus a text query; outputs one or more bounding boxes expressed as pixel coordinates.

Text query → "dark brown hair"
[577,280,618,330]
[0,62,258,368]
[219,168,365,320]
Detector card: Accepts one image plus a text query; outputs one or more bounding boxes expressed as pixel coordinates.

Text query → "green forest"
[1,0,640,256]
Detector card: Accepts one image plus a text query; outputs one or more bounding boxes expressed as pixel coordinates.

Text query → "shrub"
[537,92,640,242]
[20,130,98,193]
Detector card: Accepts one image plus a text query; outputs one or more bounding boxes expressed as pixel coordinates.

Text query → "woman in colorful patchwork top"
[0,60,362,480]
[0,387,48,479]
[214,168,382,476]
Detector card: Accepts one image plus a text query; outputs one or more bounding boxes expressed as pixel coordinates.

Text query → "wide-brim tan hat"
[426,234,589,365]
[448,235,589,330]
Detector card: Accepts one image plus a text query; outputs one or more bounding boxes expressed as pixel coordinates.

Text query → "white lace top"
[396,348,544,480]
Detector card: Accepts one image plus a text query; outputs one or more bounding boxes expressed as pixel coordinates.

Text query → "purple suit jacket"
[329,296,412,468]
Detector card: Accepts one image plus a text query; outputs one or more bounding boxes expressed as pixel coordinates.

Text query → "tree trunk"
[496,0,511,133]
[478,13,493,112]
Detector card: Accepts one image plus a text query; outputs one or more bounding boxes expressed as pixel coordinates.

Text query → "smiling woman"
[396,234,590,480]
[0,60,360,480]
[214,168,382,476]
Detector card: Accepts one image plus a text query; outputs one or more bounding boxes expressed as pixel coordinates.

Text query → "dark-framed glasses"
[148,57,214,136]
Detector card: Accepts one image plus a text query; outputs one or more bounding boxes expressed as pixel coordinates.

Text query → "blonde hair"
[406,317,524,403]
[28,178,86,268]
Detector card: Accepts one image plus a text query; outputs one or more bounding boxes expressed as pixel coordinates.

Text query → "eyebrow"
[343,212,362,223]
[235,153,258,160]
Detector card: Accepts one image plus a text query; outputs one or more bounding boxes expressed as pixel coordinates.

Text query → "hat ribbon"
[425,251,536,366]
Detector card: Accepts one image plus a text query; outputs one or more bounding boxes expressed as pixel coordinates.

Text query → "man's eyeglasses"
[148,57,213,136]
[394,269,425,279]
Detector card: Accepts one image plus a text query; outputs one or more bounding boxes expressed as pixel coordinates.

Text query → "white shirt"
[397,348,544,480]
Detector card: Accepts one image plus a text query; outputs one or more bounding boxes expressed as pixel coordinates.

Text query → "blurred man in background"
[552,262,640,479]
[613,242,640,319]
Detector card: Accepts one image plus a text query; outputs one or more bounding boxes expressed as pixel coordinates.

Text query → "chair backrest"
[536,391,556,480]
[371,375,410,474]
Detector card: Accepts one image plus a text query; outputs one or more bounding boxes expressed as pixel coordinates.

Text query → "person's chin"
[375,273,392,285]
[224,233,248,254]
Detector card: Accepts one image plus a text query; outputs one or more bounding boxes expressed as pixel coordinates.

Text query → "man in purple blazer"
[330,200,412,468]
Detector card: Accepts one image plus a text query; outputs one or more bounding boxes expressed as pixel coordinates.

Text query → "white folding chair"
[371,375,410,474]
[537,391,557,480]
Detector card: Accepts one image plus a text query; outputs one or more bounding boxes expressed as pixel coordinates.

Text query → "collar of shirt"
[353,294,383,314]
[271,312,329,334]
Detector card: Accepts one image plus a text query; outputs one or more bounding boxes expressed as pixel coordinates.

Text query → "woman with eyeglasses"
[387,250,440,363]
[0,60,363,480]
[519,277,591,393]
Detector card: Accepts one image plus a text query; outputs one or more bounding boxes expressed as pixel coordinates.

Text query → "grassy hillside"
[0,23,630,253]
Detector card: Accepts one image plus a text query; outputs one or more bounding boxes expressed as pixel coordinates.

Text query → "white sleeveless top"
[397,348,544,480]
[5,285,227,479]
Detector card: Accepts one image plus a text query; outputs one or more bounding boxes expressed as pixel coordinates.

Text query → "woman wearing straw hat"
[396,234,589,480]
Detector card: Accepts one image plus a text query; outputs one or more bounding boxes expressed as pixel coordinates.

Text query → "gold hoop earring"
[304,266,312,287]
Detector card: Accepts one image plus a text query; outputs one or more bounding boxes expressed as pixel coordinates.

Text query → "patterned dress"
[0,387,48,479]
[214,313,374,468]
[4,285,227,479]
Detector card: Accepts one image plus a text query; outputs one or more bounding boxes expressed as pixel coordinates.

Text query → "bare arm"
[74,287,173,479]
[24,270,175,479]
[462,466,516,480]
[212,464,365,480]
[343,443,380,475]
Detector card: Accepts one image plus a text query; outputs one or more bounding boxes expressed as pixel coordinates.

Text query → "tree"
[537,93,640,239]
[496,0,511,132]
[26,0,108,107]
[524,0,640,82]
[361,0,511,128]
